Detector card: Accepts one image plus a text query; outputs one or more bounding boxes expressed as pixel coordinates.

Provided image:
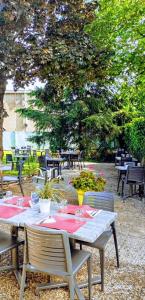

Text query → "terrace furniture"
[38,155,63,177]
[78,191,119,291]
[0,199,117,292]
[116,162,136,193]
[0,230,23,274]
[60,151,82,169]
[19,226,92,300]
[121,166,145,200]
[6,154,13,165]
[1,161,24,196]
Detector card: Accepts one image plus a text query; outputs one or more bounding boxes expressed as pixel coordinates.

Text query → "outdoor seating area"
[0,159,144,299]
[0,1,145,299]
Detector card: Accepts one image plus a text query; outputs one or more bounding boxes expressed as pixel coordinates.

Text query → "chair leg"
[19,265,26,300]
[99,249,105,292]
[111,222,119,268]
[19,180,24,196]
[68,276,75,300]
[87,256,92,300]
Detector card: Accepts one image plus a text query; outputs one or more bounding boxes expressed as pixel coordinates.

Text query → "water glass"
[5,191,13,199]
[75,208,84,218]
[17,198,24,207]
[31,192,39,205]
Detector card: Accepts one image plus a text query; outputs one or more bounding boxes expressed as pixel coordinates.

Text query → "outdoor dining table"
[45,157,64,175]
[0,199,117,288]
[60,151,80,169]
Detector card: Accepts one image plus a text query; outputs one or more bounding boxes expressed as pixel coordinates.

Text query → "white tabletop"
[0,165,12,171]
[115,165,128,171]
[0,202,117,243]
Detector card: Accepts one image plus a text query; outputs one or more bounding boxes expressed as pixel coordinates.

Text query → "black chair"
[2,161,24,196]
[77,191,119,291]
[121,166,145,200]
[0,230,23,273]
[6,154,13,165]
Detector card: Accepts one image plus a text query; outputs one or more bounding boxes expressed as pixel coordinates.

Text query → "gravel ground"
[0,163,145,300]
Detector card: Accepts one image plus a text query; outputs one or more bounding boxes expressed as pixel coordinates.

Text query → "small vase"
[40,199,51,214]
[77,189,85,206]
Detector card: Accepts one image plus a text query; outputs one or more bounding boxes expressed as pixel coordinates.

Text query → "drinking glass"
[17,197,24,207]
[5,191,13,199]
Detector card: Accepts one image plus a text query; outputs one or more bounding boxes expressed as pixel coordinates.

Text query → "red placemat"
[38,216,86,233]
[59,204,100,218]
[0,205,25,219]
[4,196,31,207]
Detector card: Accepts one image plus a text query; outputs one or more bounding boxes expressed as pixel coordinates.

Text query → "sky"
[6,79,45,91]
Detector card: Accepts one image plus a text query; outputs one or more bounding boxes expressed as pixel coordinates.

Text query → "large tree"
[87,0,145,156]
[0,0,99,157]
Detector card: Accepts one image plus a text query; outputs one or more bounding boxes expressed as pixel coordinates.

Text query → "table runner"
[59,204,101,218]
[4,196,31,207]
[38,215,86,233]
[0,205,25,219]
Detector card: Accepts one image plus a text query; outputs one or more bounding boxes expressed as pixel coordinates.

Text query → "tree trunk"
[0,76,7,159]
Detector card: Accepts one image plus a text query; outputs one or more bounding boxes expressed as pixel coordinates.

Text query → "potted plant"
[38,181,64,213]
[71,171,106,205]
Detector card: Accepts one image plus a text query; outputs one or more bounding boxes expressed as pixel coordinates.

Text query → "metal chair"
[78,192,119,291]
[1,160,24,196]
[0,230,23,272]
[6,154,13,165]
[121,166,145,200]
[19,225,92,300]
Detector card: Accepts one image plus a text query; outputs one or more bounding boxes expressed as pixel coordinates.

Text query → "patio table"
[0,201,117,288]
[60,151,80,169]
[45,157,64,175]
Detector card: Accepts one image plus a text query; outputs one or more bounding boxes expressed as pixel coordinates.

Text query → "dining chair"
[121,166,145,200]
[78,191,119,291]
[2,160,24,196]
[0,230,23,272]
[19,225,92,300]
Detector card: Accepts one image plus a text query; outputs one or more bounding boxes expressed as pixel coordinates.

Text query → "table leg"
[11,226,21,286]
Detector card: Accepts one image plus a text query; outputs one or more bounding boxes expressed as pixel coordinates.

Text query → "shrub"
[71,171,106,192]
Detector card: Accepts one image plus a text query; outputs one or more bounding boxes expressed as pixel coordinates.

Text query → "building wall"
[3,90,35,132]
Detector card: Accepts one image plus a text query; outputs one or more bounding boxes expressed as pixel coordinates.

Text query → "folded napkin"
[4,196,31,207]
[59,204,100,218]
[38,216,86,233]
[0,205,25,219]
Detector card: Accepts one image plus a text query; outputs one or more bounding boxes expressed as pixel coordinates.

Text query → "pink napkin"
[0,205,25,219]
[4,196,31,207]
[59,204,100,218]
[38,216,86,233]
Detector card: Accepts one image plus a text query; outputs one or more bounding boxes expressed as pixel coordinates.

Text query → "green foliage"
[125,117,145,161]
[38,181,65,200]
[71,171,106,192]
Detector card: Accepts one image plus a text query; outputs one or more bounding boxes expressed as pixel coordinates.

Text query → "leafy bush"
[71,171,106,192]
[125,117,145,162]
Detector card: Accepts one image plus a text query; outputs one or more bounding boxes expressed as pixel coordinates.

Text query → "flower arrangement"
[71,171,106,192]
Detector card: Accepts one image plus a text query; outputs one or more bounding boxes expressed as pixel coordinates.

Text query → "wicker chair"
[121,166,145,200]
[78,191,119,291]
[19,225,92,300]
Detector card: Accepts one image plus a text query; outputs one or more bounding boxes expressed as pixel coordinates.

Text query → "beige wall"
[3,91,35,132]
